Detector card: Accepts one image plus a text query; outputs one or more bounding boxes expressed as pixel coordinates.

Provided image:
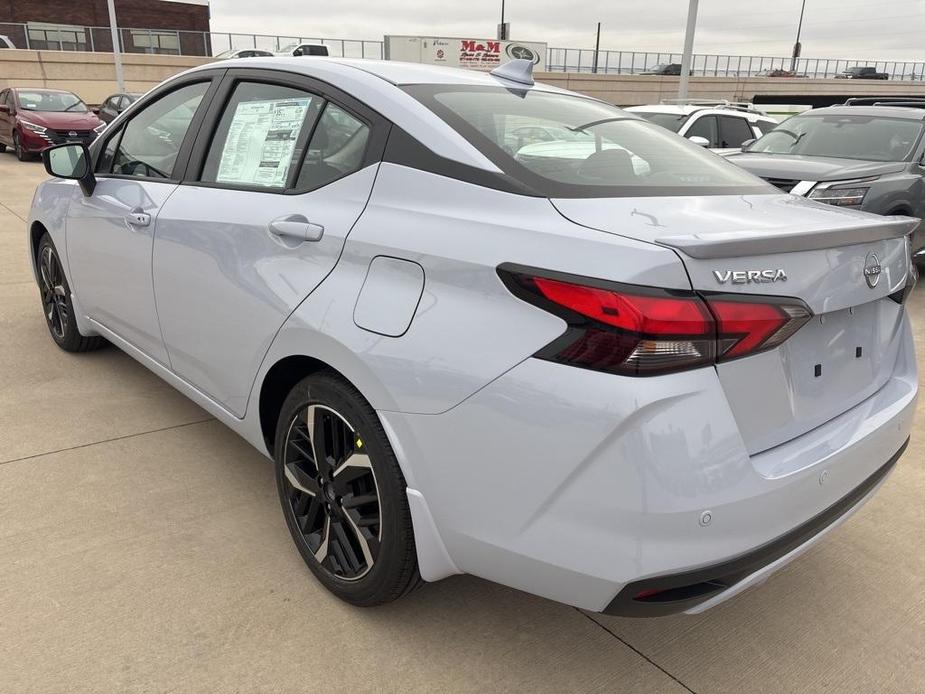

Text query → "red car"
[0,88,103,161]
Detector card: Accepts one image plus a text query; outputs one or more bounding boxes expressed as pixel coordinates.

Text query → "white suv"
[627,100,779,154]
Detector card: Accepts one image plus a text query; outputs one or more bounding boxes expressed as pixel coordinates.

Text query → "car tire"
[0,142,6,153]
[36,233,106,352]
[13,131,29,162]
[274,371,422,606]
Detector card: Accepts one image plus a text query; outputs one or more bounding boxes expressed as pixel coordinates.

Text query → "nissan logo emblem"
[68,131,78,137]
[863,251,882,288]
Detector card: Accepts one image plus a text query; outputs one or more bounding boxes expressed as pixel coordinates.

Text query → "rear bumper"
[382,313,917,614]
[604,440,906,616]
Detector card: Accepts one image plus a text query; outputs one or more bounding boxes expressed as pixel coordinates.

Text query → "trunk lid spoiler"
[657,216,919,259]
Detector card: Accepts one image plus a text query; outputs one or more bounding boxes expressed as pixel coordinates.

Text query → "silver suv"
[725,98,925,261]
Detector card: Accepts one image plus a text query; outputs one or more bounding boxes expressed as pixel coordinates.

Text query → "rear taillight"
[499,265,812,376]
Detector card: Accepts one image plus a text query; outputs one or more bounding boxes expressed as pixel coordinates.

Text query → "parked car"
[0,87,102,161]
[0,34,15,49]
[214,48,275,60]
[96,92,141,124]
[31,57,917,617]
[626,100,779,154]
[725,98,925,261]
[640,63,690,76]
[755,69,801,78]
[277,42,329,57]
[835,66,889,80]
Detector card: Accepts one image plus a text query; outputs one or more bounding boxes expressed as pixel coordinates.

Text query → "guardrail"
[548,48,925,80]
[2,23,922,81]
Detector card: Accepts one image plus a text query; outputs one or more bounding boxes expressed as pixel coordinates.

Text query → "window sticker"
[216,97,312,187]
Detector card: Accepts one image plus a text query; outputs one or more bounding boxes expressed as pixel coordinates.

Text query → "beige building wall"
[4,49,925,107]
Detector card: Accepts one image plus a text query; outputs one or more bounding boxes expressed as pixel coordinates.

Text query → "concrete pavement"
[1,154,923,693]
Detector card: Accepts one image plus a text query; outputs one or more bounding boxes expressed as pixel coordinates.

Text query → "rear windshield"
[405,85,769,198]
[749,113,923,162]
[631,111,690,133]
[17,90,87,113]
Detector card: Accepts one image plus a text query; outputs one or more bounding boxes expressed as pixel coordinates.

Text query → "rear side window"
[107,82,208,178]
[201,81,323,189]
[294,103,370,190]
[718,115,754,148]
[200,81,370,192]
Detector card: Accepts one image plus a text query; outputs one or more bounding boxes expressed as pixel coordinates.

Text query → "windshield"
[631,111,689,133]
[17,90,87,113]
[405,85,769,198]
[749,114,923,162]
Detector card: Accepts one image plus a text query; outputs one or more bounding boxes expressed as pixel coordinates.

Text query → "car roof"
[178,57,598,175]
[12,87,73,94]
[799,105,925,120]
[626,104,774,120]
[194,56,576,92]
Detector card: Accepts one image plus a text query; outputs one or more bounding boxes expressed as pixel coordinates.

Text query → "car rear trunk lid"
[553,193,916,454]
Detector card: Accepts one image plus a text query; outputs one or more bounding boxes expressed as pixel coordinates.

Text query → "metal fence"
[3,22,923,81]
[547,48,925,80]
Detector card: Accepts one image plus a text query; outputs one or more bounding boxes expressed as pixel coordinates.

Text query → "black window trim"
[90,69,226,185]
[181,67,391,196]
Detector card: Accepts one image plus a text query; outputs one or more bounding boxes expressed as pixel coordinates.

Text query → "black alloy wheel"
[39,243,69,340]
[36,233,106,352]
[282,403,382,580]
[274,372,421,606]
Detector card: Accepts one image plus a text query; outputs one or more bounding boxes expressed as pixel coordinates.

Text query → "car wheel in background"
[13,130,29,161]
[0,142,6,153]
[36,233,106,352]
[274,372,422,606]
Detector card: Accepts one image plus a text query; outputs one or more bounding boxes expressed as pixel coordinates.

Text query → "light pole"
[106,0,125,92]
[678,0,699,99]
[791,0,807,72]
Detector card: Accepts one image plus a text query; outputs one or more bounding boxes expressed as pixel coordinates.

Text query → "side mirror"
[741,138,756,151]
[43,143,96,196]
[91,106,100,115]
[688,135,710,148]
[0,104,9,114]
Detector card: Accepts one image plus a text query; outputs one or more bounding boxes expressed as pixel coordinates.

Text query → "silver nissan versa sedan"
[28,58,918,617]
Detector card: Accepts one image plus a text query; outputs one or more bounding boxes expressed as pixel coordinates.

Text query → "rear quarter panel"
[253,163,692,417]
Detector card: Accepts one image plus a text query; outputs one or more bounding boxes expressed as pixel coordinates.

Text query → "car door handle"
[268,215,324,242]
[126,209,151,227]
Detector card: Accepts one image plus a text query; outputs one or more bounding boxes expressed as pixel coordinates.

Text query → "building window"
[130,30,181,55]
[27,23,88,51]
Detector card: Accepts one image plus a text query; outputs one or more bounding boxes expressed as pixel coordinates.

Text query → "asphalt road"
[1,154,923,693]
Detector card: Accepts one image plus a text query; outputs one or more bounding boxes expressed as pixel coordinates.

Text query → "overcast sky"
[208,0,925,60]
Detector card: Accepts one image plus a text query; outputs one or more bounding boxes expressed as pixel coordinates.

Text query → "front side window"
[16,90,87,113]
[407,86,767,197]
[108,81,208,178]
[749,114,924,162]
[684,115,718,146]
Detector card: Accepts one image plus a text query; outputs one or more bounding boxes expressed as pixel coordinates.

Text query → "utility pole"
[106,0,125,92]
[498,0,509,40]
[791,0,807,72]
[678,0,698,99]
[592,22,601,74]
